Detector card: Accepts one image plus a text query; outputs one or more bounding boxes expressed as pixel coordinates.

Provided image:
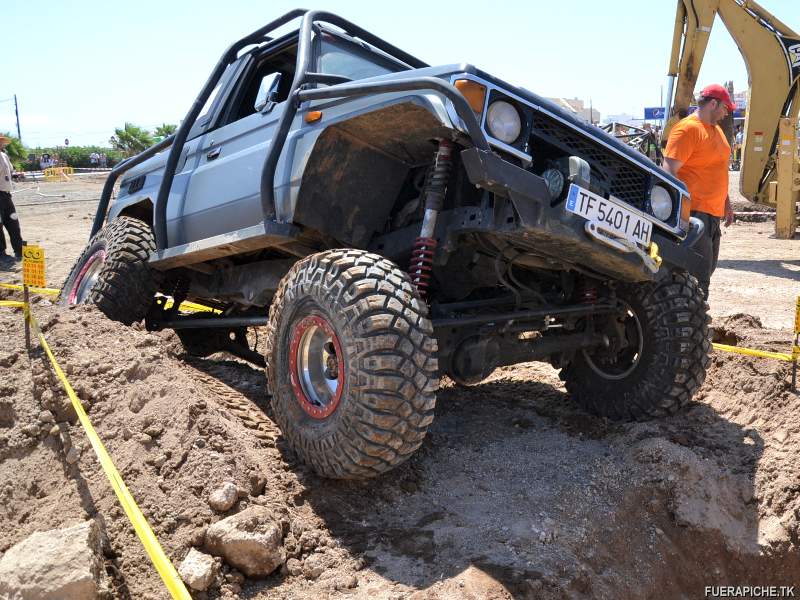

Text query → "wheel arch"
[115,197,154,228]
[291,98,456,248]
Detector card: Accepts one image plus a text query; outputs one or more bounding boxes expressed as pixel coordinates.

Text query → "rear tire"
[265,249,438,479]
[59,216,159,325]
[560,271,710,420]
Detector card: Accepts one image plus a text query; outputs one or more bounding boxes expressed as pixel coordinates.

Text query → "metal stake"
[23,284,30,351]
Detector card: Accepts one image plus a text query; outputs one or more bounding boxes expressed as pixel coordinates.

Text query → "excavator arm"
[664,0,800,222]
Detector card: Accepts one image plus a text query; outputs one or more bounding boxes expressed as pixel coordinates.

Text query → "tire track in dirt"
[180,357,280,446]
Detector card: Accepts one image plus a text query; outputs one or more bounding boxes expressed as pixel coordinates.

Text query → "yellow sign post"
[22,245,46,288]
[21,245,46,350]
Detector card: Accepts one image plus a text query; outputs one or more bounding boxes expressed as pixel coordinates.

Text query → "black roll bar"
[90,134,175,239]
[153,8,309,250]
[296,78,489,146]
[93,8,490,253]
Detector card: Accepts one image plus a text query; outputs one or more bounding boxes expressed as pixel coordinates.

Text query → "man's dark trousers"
[691,211,721,299]
[0,191,23,257]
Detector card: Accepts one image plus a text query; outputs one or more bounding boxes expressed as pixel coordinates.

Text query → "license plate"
[565,184,653,246]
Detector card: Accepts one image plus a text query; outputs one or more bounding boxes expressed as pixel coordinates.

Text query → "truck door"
[177,42,298,245]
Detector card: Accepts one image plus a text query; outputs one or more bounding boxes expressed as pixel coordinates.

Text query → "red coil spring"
[409,237,437,297]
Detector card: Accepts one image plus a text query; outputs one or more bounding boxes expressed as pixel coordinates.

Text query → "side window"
[219,45,297,126]
[187,61,241,140]
[198,84,221,120]
[317,36,399,81]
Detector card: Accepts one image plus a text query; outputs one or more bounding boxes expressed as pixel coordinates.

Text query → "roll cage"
[91,9,490,251]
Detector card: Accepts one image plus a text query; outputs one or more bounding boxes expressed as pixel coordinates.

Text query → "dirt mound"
[712,313,764,345]
[1,304,799,599]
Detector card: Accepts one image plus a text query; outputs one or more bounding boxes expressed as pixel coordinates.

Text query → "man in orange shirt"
[663,84,735,298]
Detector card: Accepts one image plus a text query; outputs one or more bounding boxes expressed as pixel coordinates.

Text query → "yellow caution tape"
[712,342,794,362]
[2,282,218,313]
[0,282,60,296]
[24,309,191,600]
[0,300,25,308]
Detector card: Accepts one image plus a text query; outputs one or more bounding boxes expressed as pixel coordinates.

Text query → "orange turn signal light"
[305,110,323,123]
[454,79,487,113]
[680,194,691,224]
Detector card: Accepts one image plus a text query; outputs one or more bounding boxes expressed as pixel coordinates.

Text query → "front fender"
[289,97,458,247]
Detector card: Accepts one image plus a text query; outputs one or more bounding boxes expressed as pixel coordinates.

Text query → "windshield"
[317,33,406,81]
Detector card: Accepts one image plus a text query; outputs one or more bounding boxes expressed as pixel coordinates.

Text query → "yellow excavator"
[664,0,800,238]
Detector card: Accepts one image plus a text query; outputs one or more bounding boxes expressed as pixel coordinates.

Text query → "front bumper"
[459,148,704,282]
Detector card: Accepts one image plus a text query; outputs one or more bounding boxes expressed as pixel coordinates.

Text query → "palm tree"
[1,133,26,168]
[153,123,177,141]
[109,123,154,157]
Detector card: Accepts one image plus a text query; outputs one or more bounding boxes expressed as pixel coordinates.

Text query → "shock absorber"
[409,139,454,297]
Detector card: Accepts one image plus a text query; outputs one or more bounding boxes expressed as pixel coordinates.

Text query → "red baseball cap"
[699,83,736,112]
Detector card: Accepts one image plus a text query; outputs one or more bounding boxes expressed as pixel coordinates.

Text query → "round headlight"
[650,185,673,221]
[486,100,522,144]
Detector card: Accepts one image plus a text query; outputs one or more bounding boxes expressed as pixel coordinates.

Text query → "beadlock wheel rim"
[289,315,345,419]
[68,249,106,305]
[583,304,644,380]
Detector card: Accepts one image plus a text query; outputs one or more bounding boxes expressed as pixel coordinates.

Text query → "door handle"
[206,148,221,161]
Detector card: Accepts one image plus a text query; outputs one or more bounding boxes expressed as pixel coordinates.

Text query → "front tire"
[59,216,159,325]
[265,249,438,479]
[561,271,710,420]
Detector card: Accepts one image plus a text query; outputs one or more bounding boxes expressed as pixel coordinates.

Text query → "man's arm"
[724,195,734,227]
[662,157,684,178]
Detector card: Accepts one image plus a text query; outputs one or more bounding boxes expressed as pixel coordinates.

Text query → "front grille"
[531,113,648,209]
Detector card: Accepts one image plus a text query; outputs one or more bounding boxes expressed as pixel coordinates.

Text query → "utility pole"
[13,95,21,143]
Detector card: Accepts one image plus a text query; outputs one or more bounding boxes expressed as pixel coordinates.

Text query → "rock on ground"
[178,547,219,591]
[205,506,286,577]
[0,520,108,600]
[208,480,239,512]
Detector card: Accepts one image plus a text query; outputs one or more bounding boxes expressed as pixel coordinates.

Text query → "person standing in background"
[0,136,24,264]
[663,84,735,299]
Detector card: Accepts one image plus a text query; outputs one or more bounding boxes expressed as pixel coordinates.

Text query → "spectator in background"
[90,151,99,167]
[99,153,107,168]
[663,84,735,299]
[0,136,24,264]
[733,126,744,168]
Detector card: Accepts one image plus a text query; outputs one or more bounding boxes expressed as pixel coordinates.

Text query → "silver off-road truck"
[63,9,710,479]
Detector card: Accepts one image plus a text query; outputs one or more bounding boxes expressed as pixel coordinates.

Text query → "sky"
[2,0,800,148]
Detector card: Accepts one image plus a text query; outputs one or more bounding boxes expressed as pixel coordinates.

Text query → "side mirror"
[255,72,283,114]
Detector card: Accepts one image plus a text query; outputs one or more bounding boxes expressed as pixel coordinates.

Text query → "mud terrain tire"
[59,216,158,325]
[265,249,438,479]
[561,271,710,420]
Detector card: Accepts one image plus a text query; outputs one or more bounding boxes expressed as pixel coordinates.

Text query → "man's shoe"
[0,254,12,265]
[12,254,21,263]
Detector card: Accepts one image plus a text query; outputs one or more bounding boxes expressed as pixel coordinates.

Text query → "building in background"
[546,97,601,124]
